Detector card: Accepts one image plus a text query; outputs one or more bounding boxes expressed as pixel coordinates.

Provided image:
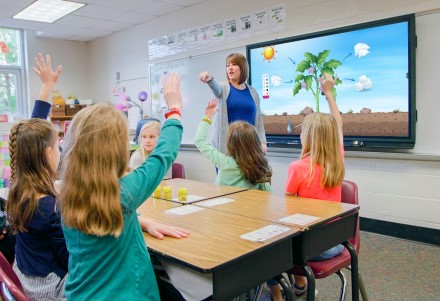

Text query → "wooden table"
[192,189,358,230]
[192,189,360,301]
[156,178,248,203]
[138,198,301,301]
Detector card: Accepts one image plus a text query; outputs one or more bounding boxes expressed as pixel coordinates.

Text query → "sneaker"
[293,287,318,301]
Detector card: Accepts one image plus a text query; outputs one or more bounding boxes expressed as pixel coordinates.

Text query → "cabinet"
[50,115,73,138]
[50,104,82,138]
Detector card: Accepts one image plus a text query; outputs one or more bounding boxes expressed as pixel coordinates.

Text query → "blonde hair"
[60,102,129,237]
[227,122,272,185]
[226,53,248,84]
[136,120,161,160]
[6,119,58,233]
[300,112,344,188]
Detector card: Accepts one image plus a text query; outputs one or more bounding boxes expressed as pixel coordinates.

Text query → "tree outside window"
[0,28,24,120]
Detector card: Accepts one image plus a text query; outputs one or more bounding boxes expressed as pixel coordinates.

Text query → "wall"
[26,32,91,115]
[86,0,440,230]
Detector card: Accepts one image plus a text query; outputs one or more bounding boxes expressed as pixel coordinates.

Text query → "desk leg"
[296,262,315,301]
[343,241,359,301]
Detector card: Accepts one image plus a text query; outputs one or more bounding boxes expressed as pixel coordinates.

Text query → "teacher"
[199,53,267,155]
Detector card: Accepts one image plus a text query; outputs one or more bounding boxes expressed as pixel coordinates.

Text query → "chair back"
[341,180,360,252]
[0,252,29,301]
[172,163,186,179]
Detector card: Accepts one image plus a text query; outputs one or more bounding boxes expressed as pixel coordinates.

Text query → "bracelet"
[202,116,212,124]
[164,107,181,119]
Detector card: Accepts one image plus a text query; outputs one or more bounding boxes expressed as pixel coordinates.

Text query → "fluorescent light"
[13,0,85,23]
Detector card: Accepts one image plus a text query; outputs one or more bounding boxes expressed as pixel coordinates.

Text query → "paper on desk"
[170,194,205,204]
[240,224,291,243]
[279,213,320,226]
[196,197,235,207]
[164,205,205,215]
[161,259,213,301]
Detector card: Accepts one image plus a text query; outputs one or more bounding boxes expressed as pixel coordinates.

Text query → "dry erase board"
[149,47,245,145]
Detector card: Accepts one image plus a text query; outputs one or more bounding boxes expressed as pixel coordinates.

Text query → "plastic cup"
[153,185,162,198]
[178,188,187,202]
[163,186,172,200]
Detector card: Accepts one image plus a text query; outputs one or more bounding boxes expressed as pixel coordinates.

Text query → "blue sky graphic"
[249,22,409,115]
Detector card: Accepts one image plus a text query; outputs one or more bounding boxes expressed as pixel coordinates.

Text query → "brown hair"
[60,102,129,237]
[227,121,272,185]
[6,119,58,233]
[300,112,344,188]
[226,53,249,85]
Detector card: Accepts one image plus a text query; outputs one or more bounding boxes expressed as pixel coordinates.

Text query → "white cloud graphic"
[355,75,373,91]
[354,42,370,58]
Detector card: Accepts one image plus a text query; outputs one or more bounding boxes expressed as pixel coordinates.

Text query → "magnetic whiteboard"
[149,47,245,145]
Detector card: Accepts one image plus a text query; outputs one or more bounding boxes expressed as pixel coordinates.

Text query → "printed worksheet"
[240,225,291,243]
[196,198,235,207]
[279,213,320,226]
[164,205,205,216]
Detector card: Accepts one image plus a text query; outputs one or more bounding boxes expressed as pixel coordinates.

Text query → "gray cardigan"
[207,77,266,154]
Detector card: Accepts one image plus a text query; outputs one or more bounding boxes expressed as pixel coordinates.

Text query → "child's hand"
[32,53,62,85]
[139,217,189,239]
[205,99,218,119]
[199,71,212,83]
[320,73,335,95]
[162,72,182,110]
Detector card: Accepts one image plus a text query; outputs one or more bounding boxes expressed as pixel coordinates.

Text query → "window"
[0,27,26,120]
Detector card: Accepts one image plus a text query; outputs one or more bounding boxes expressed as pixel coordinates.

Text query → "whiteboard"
[149,47,245,145]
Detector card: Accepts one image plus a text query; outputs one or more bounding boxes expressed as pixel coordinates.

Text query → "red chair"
[288,180,368,301]
[172,163,185,179]
[0,252,29,301]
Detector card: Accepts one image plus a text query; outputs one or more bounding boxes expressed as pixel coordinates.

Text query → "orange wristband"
[164,107,181,119]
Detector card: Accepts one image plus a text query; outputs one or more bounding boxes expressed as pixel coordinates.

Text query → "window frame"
[0,27,28,119]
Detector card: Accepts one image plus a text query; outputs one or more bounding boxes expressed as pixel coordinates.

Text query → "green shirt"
[63,119,183,300]
[194,120,272,191]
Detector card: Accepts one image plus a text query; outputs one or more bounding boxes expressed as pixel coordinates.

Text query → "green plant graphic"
[293,50,342,112]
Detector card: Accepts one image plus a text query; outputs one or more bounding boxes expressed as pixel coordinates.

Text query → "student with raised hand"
[6,53,67,300]
[270,73,345,301]
[199,53,267,155]
[194,98,272,191]
[59,72,188,301]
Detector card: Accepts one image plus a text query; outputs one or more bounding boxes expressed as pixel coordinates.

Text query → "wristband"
[164,107,181,119]
[202,116,212,124]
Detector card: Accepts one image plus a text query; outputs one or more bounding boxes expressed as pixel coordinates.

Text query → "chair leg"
[295,262,316,301]
[253,284,264,301]
[343,241,359,301]
[274,274,294,301]
[358,272,369,301]
[347,266,369,300]
[335,270,347,301]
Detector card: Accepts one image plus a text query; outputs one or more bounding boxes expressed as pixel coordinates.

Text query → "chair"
[0,252,29,301]
[172,163,185,179]
[288,180,368,301]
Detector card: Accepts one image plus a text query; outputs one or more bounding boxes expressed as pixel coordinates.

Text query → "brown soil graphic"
[263,112,408,136]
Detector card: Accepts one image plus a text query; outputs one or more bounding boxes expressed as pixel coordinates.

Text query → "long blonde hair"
[60,102,129,237]
[227,121,272,185]
[136,120,161,160]
[6,119,58,233]
[300,112,344,188]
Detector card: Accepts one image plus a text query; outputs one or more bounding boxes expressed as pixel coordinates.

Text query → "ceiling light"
[13,0,85,23]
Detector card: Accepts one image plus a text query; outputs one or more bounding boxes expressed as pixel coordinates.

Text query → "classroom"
[0,0,439,300]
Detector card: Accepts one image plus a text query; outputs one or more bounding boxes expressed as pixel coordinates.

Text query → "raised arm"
[321,73,343,143]
[33,53,62,102]
[31,53,62,119]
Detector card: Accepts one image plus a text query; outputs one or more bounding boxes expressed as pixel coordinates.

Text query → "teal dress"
[63,119,183,301]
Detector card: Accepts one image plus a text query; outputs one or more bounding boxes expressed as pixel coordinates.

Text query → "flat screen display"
[247,14,416,150]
